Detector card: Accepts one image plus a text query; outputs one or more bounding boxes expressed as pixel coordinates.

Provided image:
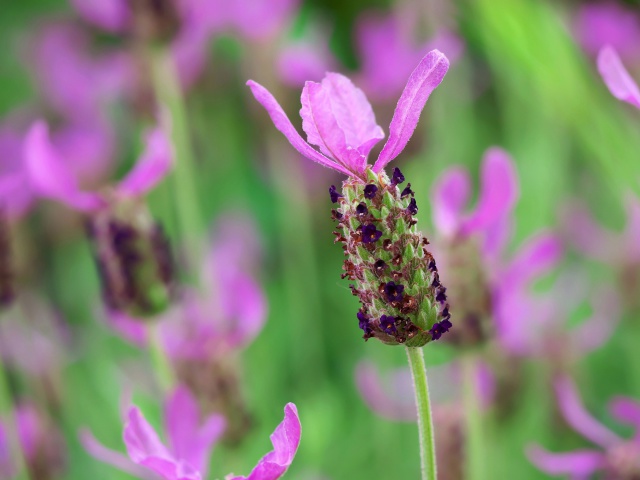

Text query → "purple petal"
[575,3,640,60]
[70,0,131,33]
[225,275,267,348]
[598,46,640,109]
[165,386,225,475]
[431,167,471,237]
[373,50,449,172]
[24,121,105,212]
[555,376,620,448]
[355,362,416,422]
[246,80,353,176]
[527,445,605,477]
[229,403,301,480]
[501,231,562,291]
[118,128,173,198]
[79,429,156,479]
[124,407,178,478]
[459,147,519,236]
[277,41,335,88]
[104,310,149,347]
[227,0,298,40]
[321,73,384,159]
[609,397,640,433]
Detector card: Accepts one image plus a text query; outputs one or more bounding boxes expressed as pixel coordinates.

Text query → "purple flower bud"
[329,185,343,203]
[361,224,383,244]
[356,202,369,216]
[401,183,414,198]
[407,198,418,215]
[380,315,397,334]
[364,184,378,199]
[429,319,452,340]
[384,281,405,303]
[391,167,405,186]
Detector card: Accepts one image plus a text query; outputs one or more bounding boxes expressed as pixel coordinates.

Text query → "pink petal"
[527,445,605,477]
[555,376,620,448]
[301,81,353,169]
[501,231,562,290]
[246,80,353,176]
[79,429,156,479]
[229,403,301,480]
[431,167,471,237]
[24,121,104,212]
[123,407,175,470]
[459,147,519,236]
[321,73,384,159]
[118,128,173,198]
[225,275,267,348]
[165,386,225,475]
[373,50,449,172]
[597,45,640,109]
[609,397,640,433]
[575,3,640,60]
[277,41,335,88]
[71,0,131,33]
[355,362,416,422]
[105,310,149,347]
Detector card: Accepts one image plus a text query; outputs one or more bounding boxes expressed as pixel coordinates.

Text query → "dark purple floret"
[384,281,405,302]
[380,315,397,334]
[373,259,387,273]
[356,203,368,216]
[429,319,452,341]
[329,185,343,203]
[407,198,418,215]
[427,257,437,272]
[391,167,405,186]
[401,183,414,198]
[357,311,373,335]
[435,286,447,304]
[361,224,383,244]
[364,184,378,199]
[331,209,343,220]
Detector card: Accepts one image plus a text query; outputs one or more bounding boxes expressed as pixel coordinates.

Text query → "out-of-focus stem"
[0,355,30,480]
[149,47,203,280]
[148,323,174,392]
[461,354,486,480]
[406,346,437,480]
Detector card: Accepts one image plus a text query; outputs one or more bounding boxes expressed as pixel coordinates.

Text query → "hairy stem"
[406,346,437,480]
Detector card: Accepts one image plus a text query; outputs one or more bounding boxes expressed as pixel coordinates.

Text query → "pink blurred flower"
[598,45,640,109]
[81,386,225,479]
[82,388,300,480]
[0,120,32,220]
[355,10,463,102]
[28,22,134,122]
[247,50,449,179]
[528,376,640,478]
[24,120,172,212]
[70,0,131,33]
[575,3,640,61]
[277,39,336,88]
[224,0,299,41]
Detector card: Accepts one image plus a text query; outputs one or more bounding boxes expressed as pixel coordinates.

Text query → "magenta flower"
[528,376,640,478]
[247,50,449,179]
[82,386,225,479]
[355,10,463,102]
[24,120,171,212]
[431,147,519,258]
[575,3,640,61]
[598,45,640,109]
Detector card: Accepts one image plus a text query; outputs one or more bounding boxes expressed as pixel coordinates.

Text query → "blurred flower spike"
[25,120,175,317]
[248,50,451,346]
[82,387,301,480]
[528,376,640,479]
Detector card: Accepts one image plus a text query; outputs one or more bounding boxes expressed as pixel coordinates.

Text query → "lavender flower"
[81,386,225,479]
[82,387,301,480]
[248,50,451,346]
[598,45,640,109]
[25,120,175,317]
[528,376,640,479]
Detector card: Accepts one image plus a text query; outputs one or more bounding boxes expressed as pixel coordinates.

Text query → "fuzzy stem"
[149,47,203,280]
[406,346,437,480]
[461,354,486,480]
[0,356,30,480]
[148,323,174,392]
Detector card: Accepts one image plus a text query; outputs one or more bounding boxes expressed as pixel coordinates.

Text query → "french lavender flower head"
[24,120,175,317]
[248,50,451,346]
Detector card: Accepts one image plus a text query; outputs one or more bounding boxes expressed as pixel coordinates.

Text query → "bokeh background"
[2,0,640,478]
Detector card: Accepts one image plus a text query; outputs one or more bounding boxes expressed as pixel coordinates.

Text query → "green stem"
[461,354,486,480]
[0,356,30,480]
[148,323,174,392]
[149,47,204,280]
[405,346,437,480]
